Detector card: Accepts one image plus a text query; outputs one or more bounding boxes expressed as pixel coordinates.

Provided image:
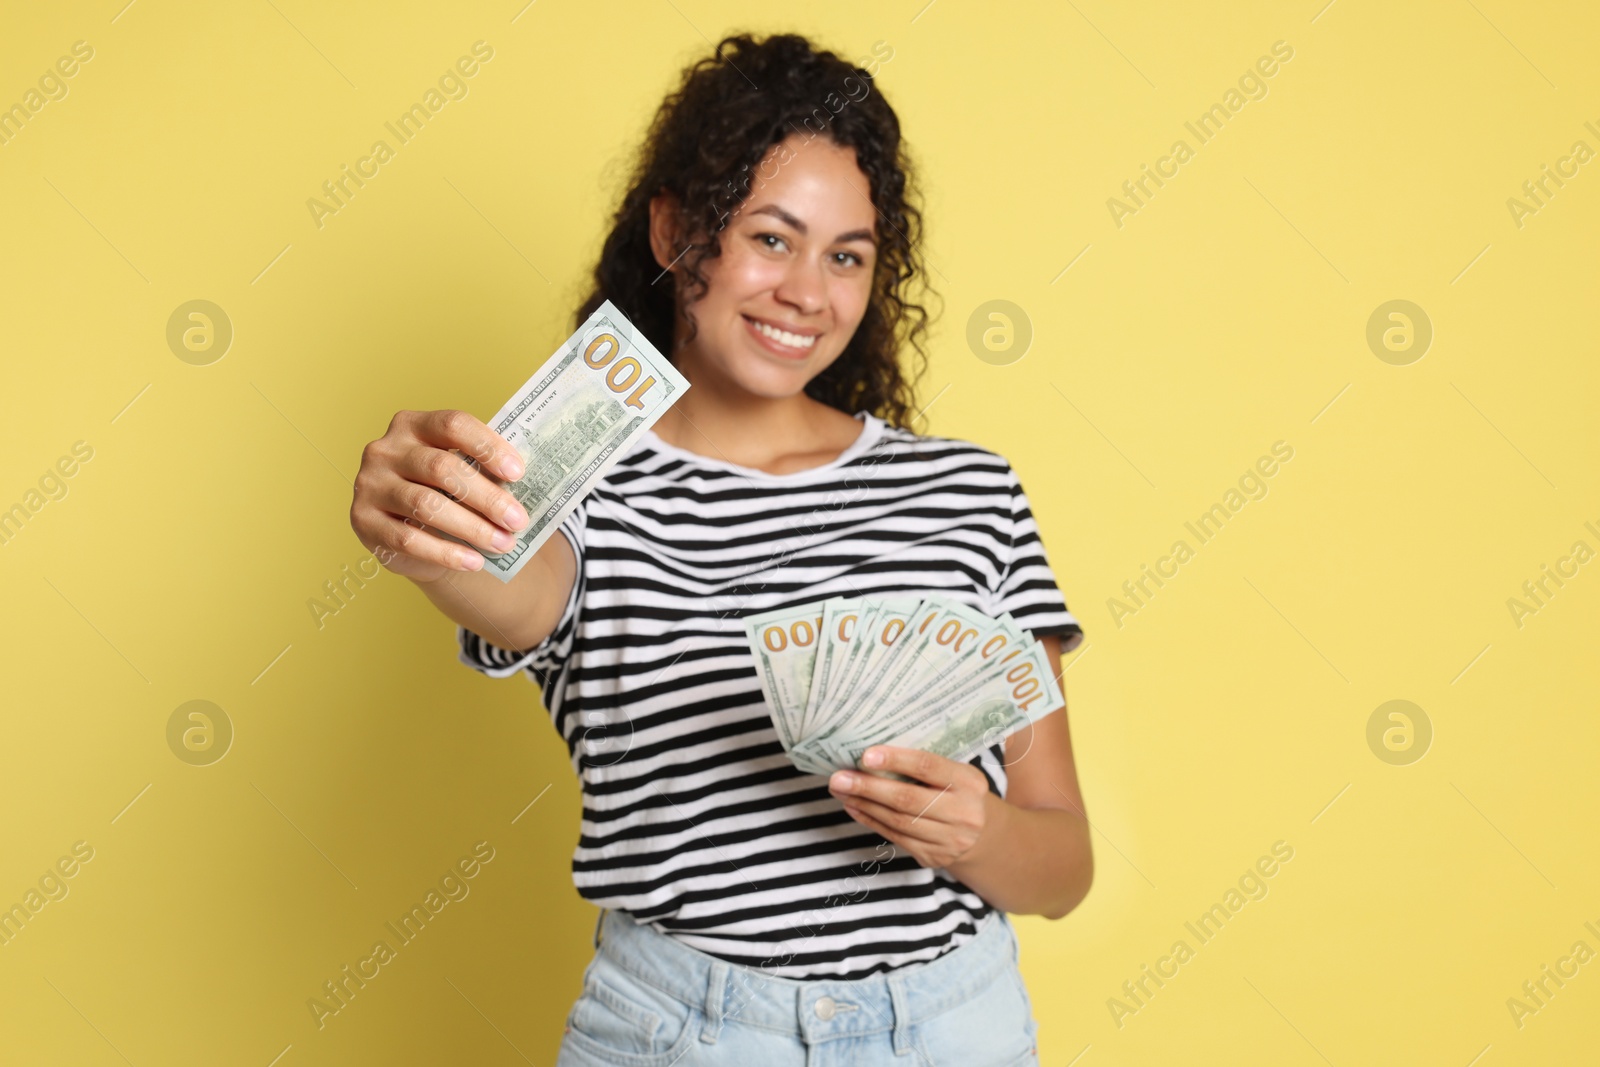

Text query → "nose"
[773,254,826,316]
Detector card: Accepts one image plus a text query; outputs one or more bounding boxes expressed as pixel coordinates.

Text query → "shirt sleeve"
[456,501,588,679]
[989,464,1085,652]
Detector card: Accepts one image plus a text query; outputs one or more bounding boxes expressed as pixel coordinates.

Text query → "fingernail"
[862,749,883,768]
[491,529,514,551]
[503,505,526,530]
[832,772,856,792]
[504,458,524,480]
[459,551,482,570]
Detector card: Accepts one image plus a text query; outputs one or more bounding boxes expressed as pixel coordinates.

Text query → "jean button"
[814,995,837,1021]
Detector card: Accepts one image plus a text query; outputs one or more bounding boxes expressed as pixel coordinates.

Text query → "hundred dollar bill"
[802,598,864,732]
[823,599,992,743]
[788,604,919,771]
[816,596,920,734]
[805,602,1014,770]
[832,598,921,713]
[467,301,688,583]
[745,602,826,750]
[893,641,1064,755]
[743,591,1074,775]
[886,698,1026,767]
[876,614,1027,726]
[834,640,1065,770]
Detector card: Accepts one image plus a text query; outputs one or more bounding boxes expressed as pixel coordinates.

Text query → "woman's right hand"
[350,409,530,582]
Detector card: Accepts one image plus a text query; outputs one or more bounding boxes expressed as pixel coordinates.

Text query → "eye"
[832,250,865,268]
[755,232,789,252]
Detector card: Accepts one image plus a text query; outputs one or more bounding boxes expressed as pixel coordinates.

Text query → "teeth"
[753,320,816,349]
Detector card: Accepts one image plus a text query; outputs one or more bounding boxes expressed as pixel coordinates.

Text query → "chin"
[718,340,825,399]
[730,363,814,400]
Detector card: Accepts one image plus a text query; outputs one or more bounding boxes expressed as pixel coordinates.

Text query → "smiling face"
[652,134,879,400]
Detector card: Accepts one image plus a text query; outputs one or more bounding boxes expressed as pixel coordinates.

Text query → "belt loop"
[888,971,915,1056]
[700,959,730,1044]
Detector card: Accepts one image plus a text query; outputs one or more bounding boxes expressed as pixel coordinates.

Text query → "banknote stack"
[466,300,689,583]
[744,596,1065,775]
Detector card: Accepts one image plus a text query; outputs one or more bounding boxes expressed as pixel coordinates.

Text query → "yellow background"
[2,0,1596,1063]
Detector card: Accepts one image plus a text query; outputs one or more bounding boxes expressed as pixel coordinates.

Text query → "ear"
[648,191,686,272]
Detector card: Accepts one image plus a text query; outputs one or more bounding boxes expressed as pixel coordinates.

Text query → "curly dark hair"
[576,33,932,429]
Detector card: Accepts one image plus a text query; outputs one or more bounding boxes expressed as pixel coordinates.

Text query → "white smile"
[748,318,818,350]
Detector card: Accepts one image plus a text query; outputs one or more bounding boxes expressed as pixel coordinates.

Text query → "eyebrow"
[750,203,877,245]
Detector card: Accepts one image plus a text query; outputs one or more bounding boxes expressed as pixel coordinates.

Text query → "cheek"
[699,246,770,311]
[721,245,788,294]
[828,275,873,334]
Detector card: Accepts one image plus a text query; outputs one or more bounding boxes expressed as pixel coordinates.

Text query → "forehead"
[742,135,877,235]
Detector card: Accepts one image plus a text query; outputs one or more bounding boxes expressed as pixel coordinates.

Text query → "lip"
[742,314,822,360]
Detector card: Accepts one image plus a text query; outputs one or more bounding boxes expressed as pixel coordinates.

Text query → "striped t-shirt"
[457,411,1084,979]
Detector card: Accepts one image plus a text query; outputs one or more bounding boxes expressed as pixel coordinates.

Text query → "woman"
[351,33,1092,1066]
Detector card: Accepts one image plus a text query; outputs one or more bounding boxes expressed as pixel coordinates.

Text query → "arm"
[350,408,578,652]
[827,634,1094,919]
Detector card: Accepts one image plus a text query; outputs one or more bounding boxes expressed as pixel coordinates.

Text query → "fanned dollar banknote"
[467,301,688,583]
[744,594,1065,775]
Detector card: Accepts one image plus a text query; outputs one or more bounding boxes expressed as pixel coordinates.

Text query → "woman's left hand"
[828,746,998,870]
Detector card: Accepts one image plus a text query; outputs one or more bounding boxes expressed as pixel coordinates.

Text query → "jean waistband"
[591,908,1019,1049]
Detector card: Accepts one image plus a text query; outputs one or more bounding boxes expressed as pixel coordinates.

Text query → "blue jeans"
[555,909,1041,1066]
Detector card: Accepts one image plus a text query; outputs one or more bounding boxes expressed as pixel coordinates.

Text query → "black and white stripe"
[458,413,1083,979]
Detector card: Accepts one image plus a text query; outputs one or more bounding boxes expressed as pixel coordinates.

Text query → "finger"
[352,532,443,580]
[841,801,899,841]
[841,803,933,864]
[859,745,978,790]
[412,409,525,482]
[365,511,484,572]
[398,446,527,534]
[373,470,516,555]
[843,797,948,843]
[829,768,944,818]
[366,463,508,550]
